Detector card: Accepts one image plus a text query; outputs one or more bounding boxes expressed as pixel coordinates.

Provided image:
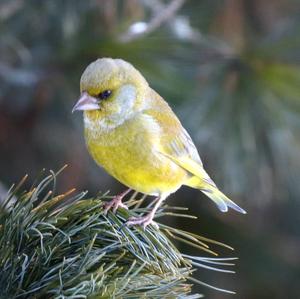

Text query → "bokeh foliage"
[0,0,300,298]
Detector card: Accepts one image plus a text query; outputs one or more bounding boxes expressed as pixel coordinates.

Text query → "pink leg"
[126,195,166,229]
[103,188,131,214]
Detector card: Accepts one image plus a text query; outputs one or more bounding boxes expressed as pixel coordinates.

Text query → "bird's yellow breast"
[84,111,188,195]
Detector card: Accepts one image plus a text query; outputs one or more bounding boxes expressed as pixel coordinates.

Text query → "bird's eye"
[98,90,112,100]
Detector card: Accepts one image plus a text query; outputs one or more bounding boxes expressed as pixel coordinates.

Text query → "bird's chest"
[84,113,186,194]
[85,116,159,173]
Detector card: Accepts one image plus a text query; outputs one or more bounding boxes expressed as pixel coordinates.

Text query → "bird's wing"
[143,90,248,214]
[144,89,216,184]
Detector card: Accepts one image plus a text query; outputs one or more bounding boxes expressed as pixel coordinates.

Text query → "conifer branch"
[0,168,237,298]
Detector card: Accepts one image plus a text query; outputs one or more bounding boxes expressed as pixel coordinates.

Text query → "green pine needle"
[0,168,236,298]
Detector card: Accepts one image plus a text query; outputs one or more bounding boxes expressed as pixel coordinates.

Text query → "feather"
[143,89,245,214]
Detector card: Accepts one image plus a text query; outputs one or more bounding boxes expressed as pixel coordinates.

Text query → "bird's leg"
[103,188,131,214]
[126,195,166,229]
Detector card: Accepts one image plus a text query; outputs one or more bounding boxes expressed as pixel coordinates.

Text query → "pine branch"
[0,168,236,298]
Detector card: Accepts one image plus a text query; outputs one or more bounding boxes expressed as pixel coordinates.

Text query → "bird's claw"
[126,215,158,229]
[103,196,128,215]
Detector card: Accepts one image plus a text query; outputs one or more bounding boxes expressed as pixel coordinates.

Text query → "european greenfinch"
[72,58,246,228]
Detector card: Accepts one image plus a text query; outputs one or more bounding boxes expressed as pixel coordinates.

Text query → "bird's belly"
[86,139,187,195]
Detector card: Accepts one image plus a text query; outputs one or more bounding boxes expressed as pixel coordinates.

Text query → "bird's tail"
[201,184,246,214]
[186,175,246,214]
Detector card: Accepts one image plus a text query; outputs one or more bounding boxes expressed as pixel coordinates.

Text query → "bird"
[72,58,246,228]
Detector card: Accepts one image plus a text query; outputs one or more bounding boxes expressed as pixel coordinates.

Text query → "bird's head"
[72,58,149,129]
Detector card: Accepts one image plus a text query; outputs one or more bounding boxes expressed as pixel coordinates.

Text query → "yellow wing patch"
[144,89,214,186]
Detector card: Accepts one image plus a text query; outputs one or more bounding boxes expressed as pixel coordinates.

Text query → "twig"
[118,0,186,43]
[0,0,24,21]
[118,0,234,58]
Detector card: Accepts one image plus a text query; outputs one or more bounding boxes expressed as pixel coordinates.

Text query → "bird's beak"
[72,92,100,113]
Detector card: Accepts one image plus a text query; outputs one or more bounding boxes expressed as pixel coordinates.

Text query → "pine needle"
[0,170,239,298]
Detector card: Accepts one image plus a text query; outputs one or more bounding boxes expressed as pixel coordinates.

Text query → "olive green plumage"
[73,58,246,227]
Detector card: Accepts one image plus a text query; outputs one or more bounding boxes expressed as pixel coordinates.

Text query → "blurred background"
[0,0,300,298]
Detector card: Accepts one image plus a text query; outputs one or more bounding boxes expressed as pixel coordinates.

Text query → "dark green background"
[0,0,299,298]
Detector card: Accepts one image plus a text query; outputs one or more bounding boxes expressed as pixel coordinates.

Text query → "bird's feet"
[126,213,158,229]
[126,195,165,229]
[103,189,131,214]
